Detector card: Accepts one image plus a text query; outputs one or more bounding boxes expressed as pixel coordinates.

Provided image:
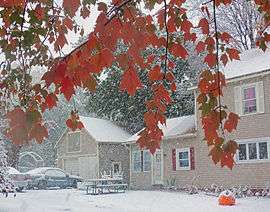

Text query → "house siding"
[56,128,99,179]
[129,73,270,189]
[129,145,152,190]
[98,143,130,184]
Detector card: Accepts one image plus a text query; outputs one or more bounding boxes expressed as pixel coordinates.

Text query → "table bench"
[85,179,128,195]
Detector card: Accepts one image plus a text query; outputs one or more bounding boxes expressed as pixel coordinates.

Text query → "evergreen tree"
[86,51,197,134]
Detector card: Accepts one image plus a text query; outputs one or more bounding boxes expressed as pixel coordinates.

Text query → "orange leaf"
[148,66,164,81]
[224,112,240,132]
[195,41,205,54]
[119,67,142,96]
[226,48,240,61]
[63,0,80,17]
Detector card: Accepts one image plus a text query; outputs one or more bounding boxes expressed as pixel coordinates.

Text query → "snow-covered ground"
[0,189,270,212]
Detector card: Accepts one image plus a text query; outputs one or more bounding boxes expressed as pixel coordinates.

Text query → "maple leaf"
[119,67,142,96]
[148,66,163,81]
[195,41,205,54]
[220,53,228,66]
[226,48,240,61]
[198,18,209,35]
[220,153,235,169]
[170,43,188,59]
[63,0,80,17]
[165,71,175,82]
[208,146,222,164]
[29,124,48,144]
[45,93,58,109]
[60,77,75,101]
[181,19,193,33]
[224,112,240,132]
[204,53,217,68]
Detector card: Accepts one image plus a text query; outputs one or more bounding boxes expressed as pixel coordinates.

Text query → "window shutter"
[257,81,265,113]
[234,86,242,115]
[190,147,195,170]
[141,151,143,172]
[172,149,176,171]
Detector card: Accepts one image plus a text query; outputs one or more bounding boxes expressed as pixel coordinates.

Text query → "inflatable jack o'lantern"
[218,190,235,206]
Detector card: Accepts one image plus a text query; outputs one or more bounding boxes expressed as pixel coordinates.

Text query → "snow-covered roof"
[222,47,270,79]
[127,115,196,142]
[79,116,131,143]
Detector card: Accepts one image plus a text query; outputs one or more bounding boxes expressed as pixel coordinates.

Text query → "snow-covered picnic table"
[84,178,128,195]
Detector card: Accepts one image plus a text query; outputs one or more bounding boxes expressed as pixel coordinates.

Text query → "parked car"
[26,167,83,190]
[7,167,30,192]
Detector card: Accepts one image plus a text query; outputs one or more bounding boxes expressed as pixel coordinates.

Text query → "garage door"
[79,156,98,179]
[64,158,79,176]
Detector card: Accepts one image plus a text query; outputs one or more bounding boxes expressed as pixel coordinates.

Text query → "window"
[234,81,264,116]
[112,162,121,175]
[132,150,152,173]
[242,86,257,114]
[132,151,141,172]
[45,169,66,178]
[237,139,269,163]
[143,151,151,172]
[176,148,190,170]
[67,132,81,152]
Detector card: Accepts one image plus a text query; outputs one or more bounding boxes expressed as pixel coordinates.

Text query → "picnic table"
[84,178,128,195]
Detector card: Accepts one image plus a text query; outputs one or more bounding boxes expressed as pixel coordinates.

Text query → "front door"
[152,150,163,185]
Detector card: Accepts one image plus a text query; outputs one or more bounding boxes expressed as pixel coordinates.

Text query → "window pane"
[243,87,256,99]
[259,142,268,159]
[133,152,141,172]
[238,144,247,160]
[179,159,189,167]
[143,151,151,172]
[179,151,188,159]
[248,143,257,160]
[243,99,257,114]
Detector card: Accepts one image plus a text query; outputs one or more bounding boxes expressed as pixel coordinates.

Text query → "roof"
[127,115,196,142]
[222,47,270,80]
[79,116,131,143]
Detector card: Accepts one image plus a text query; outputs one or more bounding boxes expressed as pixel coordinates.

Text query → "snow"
[222,47,270,79]
[0,189,270,212]
[79,116,131,143]
[127,115,195,142]
[7,167,21,175]
[26,167,53,175]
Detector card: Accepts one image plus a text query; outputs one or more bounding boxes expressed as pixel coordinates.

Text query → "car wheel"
[72,180,77,188]
[38,180,47,190]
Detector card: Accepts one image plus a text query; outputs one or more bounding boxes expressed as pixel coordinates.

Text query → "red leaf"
[29,124,48,144]
[226,48,240,61]
[220,153,235,169]
[220,32,232,43]
[148,66,164,81]
[181,19,193,33]
[204,53,217,68]
[63,0,80,17]
[170,43,188,59]
[60,77,75,101]
[195,41,205,54]
[198,18,209,35]
[119,67,142,96]
[224,112,240,132]
[45,93,58,109]
[220,53,228,66]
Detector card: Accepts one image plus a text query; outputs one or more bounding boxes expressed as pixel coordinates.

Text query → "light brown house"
[127,48,270,189]
[55,116,131,183]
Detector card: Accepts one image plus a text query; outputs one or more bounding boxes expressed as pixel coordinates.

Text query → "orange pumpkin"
[218,190,235,206]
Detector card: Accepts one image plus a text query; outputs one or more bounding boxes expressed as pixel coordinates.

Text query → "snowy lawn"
[0,189,270,212]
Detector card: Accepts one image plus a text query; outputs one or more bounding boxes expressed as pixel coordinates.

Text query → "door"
[152,150,163,185]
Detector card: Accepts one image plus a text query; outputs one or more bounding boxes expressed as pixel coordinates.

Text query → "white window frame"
[176,148,191,171]
[132,151,142,173]
[67,131,81,153]
[235,81,264,117]
[236,138,270,164]
[241,83,258,115]
[142,150,151,172]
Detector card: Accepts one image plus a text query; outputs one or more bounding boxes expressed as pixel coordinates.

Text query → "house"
[55,116,131,183]
[127,47,270,189]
